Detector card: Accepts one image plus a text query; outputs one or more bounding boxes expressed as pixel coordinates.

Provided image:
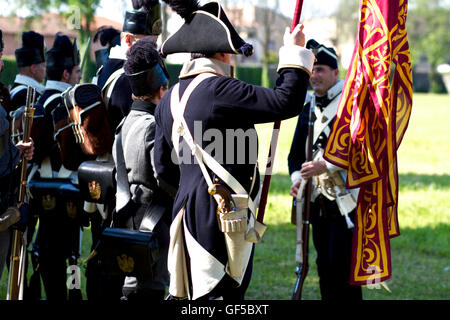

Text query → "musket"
[291,98,315,300]
[80,36,91,76]
[7,86,36,300]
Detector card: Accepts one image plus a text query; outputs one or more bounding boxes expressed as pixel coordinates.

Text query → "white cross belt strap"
[9,85,27,99]
[169,73,257,215]
[101,68,125,108]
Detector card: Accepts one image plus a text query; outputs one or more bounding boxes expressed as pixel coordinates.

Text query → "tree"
[335,0,450,93]
[335,0,359,47]
[8,0,102,42]
[7,0,107,82]
[407,0,450,92]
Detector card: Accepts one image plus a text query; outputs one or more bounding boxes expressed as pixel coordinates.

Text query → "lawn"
[1,93,449,300]
[247,92,450,300]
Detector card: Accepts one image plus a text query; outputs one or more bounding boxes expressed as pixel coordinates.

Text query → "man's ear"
[158,86,166,100]
[62,69,70,82]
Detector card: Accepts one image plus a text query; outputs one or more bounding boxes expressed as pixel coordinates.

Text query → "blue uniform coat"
[154,53,313,299]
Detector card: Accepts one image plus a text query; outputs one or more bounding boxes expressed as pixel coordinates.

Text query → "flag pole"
[256,0,304,223]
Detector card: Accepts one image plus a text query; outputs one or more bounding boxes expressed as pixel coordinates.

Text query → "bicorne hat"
[160,0,253,57]
[123,0,162,36]
[15,31,46,68]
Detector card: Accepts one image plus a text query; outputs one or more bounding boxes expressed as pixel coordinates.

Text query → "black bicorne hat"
[124,37,169,96]
[160,0,253,57]
[46,34,80,70]
[15,31,46,68]
[123,0,162,36]
[306,39,338,69]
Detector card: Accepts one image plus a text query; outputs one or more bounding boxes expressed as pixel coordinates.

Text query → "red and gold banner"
[324,0,412,285]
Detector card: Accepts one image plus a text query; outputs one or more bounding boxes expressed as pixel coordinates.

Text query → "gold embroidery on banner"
[324,0,412,285]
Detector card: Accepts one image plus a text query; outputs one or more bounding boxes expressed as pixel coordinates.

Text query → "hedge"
[1,56,278,89]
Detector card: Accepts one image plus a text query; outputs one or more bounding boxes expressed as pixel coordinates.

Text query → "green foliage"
[408,0,450,67]
[261,63,270,88]
[0,56,18,86]
[336,0,450,93]
[1,57,278,88]
[236,65,263,86]
[7,0,102,42]
[407,0,450,93]
[1,54,98,86]
[81,56,97,84]
[165,63,277,88]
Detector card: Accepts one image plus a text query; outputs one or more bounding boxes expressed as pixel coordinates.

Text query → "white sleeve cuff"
[325,160,340,173]
[290,170,302,184]
[277,45,315,75]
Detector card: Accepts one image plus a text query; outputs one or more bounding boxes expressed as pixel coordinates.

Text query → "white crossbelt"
[169,73,257,215]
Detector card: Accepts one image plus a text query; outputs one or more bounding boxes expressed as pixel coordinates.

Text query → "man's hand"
[284,24,306,47]
[16,138,34,161]
[290,179,302,198]
[300,160,328,179]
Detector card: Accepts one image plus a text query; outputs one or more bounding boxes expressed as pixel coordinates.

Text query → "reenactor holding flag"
[288,40,362,301]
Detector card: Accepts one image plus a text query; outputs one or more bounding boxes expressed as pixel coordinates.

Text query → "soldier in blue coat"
[97,0,162,131]
[0,30,34,282]
[29,34,82,300]
[154,0,315,300]
[9,31,46,113]
[288,40,362,301]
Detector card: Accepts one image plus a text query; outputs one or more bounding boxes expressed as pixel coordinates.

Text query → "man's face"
[31,62,46,83]
[310,64,339,96]
[67,65,82,85]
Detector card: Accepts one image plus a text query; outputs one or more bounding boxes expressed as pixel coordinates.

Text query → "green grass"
[247,93,450,300]
[1,93,449,300]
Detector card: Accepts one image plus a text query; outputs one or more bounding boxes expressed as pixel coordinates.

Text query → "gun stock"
[291,99,315,300]
[7,86,35,300]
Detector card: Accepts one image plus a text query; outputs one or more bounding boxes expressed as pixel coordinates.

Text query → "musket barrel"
[7,86,35,300]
